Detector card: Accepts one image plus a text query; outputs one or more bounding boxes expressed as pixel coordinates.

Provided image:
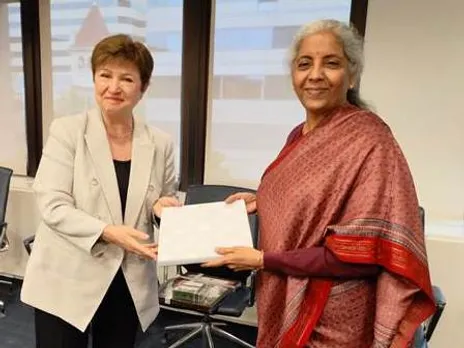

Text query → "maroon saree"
[256,104,435,348]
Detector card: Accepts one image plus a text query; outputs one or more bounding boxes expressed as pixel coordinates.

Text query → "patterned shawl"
[256,104,435,348]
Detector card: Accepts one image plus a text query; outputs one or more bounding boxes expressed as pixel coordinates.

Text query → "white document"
[157,200,253,266]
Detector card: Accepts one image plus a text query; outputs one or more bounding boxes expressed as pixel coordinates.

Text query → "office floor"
[0,277,257,348]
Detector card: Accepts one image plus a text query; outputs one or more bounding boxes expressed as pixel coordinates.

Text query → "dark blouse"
[113,160,131,220]
[264,247,380,278]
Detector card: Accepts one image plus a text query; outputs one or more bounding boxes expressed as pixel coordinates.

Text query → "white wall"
[361,0,464,347]
[426,237,464,347]
[0,180,38,278]
[360,0,464,222]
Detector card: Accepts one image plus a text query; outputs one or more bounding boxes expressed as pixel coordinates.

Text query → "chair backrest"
[0,167,13,225]
[419,206,425,232]
[182,184,259,283]
[417,206,446,343]
[425,285,446,342]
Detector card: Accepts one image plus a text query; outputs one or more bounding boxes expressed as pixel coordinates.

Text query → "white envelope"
[157,200,253,266]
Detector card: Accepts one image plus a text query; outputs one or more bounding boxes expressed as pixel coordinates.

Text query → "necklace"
[103,117,134,140]
[106,129,133,139]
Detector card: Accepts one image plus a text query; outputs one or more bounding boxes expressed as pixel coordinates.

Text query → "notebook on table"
[159,273,241,312]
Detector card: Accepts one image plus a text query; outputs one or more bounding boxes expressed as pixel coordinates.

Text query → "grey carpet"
[0,277,257,348]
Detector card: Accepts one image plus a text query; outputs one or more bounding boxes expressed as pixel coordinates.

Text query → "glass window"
[98,0,115,6]
[147,0,182,7]
[263,75,294,100]
[215,27,273,51]
[272,25,300,49]
[147,31,182,52]
[222,76,263,99]
[205,0,352,187]
[0,2,27,174]
[48,0,183,170]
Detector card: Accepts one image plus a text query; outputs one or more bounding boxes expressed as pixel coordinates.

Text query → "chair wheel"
[162,331,168,344]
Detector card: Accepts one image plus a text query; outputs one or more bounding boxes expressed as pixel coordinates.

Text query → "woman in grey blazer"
[20,34,180,348]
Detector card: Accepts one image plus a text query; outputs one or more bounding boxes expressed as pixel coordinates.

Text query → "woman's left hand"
[153,195,182,218]
[201,247,263,271]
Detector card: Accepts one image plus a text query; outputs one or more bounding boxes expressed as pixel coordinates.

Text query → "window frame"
[21,0,43,176]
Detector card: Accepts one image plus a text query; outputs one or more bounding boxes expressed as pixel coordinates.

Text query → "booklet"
[159,273,241,312]
[157,200,253,266]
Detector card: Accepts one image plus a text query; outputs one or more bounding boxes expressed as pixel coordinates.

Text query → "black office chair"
[162,184,258,348]
[413,206,446,348]
[424,286,446,341]
[23,235,35,255]
[0,166,13,317]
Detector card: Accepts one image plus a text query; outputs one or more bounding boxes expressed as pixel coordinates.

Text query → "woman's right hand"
[101,225,157,260]
[225,192,257,214]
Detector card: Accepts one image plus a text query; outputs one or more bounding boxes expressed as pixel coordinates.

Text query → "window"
[147,0,182,7]
[0,1,27,174]
[204,0,352,187]
[263,75,294,100]
[215,27,273,51]
[222,76,263,99]
[48,0,184,171]
[118,0,130,7]
[148,31,182,52]
[272,25,300,49]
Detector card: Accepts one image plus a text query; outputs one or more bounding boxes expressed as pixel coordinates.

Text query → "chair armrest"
[425,285,446,342]
[23,235,35,255]
[414,325,428,348]
[0,222,6,236]
[432,285,446,308]
[0,222,9,252]
[248,270,257,307]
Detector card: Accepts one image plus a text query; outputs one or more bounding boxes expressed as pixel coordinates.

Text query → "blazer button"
[91,178,98,186]
[148,184,154,191]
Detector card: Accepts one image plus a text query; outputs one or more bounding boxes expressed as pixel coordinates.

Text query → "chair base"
[0,300,5,319]
[164,320,254,348]
[0,279,12,319]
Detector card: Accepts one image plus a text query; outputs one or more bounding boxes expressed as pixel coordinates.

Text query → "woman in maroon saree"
[203,19,435,348]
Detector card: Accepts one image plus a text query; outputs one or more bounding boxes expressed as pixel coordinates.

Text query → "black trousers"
[35,269,139,348]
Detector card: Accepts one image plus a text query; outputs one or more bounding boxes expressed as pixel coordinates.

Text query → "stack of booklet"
[156,200,253,266]
[159,273,241,312]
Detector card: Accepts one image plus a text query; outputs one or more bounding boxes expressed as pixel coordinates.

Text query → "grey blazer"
[20,109,177,332]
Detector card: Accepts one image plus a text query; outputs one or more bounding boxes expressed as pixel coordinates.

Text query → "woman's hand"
[102,225,158,260]
[225,192,257,214]
[201,247,263,271]
[153,195,182,218]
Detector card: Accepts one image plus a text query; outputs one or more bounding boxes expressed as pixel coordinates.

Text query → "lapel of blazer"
[124,116,155,227]
[84,109,123,225]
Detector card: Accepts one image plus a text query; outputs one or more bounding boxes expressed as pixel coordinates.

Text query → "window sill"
[426,221,464,240]
[10,175,34,193]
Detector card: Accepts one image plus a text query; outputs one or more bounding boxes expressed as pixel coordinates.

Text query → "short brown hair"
[91,34,154,91]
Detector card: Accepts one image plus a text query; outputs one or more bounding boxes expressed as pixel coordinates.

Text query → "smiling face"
[292,31,353,117]
[93,59,144,117]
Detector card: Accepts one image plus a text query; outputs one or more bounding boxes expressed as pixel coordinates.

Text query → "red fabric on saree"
[255,104,435,348]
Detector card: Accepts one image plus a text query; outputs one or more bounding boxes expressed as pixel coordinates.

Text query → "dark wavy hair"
[91,34,154,92]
